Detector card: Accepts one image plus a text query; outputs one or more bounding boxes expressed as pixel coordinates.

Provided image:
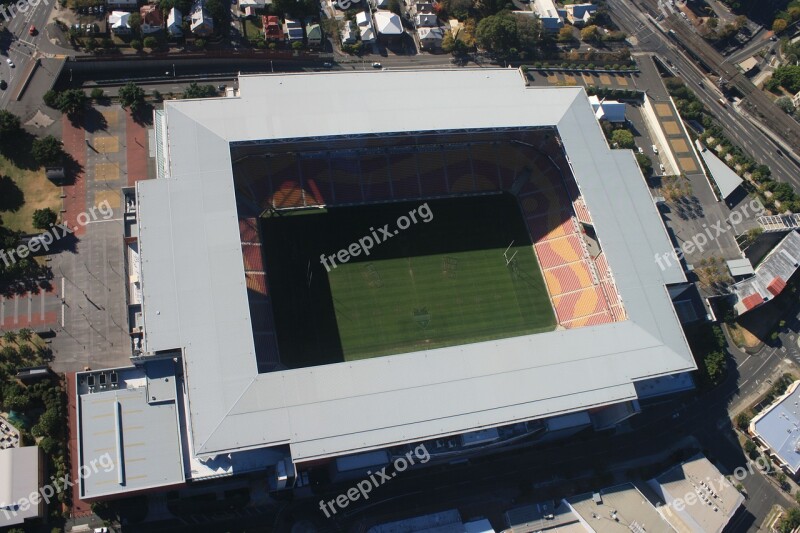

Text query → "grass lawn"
[0,155,61,234]
[330,243,555,361]
[261,194,556,368]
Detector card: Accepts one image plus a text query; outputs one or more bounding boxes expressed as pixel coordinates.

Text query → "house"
[109,11,132,34]
[263,15,284,41]
[355,11,375,43]
[417,26,443,49]
[415,12,437,27]
[373,10,402,43]
[565,2,596,25]
[167,7,183,36]
[374,0,389,8]
[588,95,626,122]
[341,19,357,44]
[140,4,164,33]
[284,17,304,41]
[0,447,45,528]
[239,0,271,8]
[792,90,800,108]
[107,0,138,9]
[412,0,434,13]
[532,0,563,31]
[263,15,283,40]
[306,22,322,46]
[190,0,213,36]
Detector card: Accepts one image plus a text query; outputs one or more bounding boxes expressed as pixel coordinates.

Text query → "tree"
[17,328,32,343]
[3,330,17,345]
[779,507,800,533]
[743,438,757,456]
[195,38,206,49]
[32,136,63,166]
[43,90,59,109]
[776,95,795,114]
[735,412,751,430]
[119,82,146,112]
[292,40,304,50]
[183,83,217,99]
[773,18,788,34]
[143,36,158,50]
[476,11,518,57]
[32,208,57,230]
[0,110,21,142]
[57,89,87,115]
[610,129,635,149]
[204,0,227,23]
[635,152,652,175]
[130,39,143,51]
[128,12,142,33]
[580,24,600,42]
[772,65,800,93]
[388,0,401,15]
[557,25,573,42]
[90,88,104,100]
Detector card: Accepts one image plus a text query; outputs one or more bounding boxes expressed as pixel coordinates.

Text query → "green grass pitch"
[260,193,556,368]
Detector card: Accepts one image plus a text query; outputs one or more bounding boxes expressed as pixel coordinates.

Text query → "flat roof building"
[647,454,744,533]
[566,484,673,533]
[0,447,44,528]
[77,69,696,500]
[750,380,800,475]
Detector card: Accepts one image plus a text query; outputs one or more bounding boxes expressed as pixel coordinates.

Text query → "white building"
[0,447,44,528]
[373,10,403,41]
[341,19,357,44]
[167,7,183,36]
[532,0,563,31]
[588,95,626,122]
[355,11,376,43]
[417,26,443,49]
[190,0,213,36]
[108,10,132,34]
[415,12,438,27]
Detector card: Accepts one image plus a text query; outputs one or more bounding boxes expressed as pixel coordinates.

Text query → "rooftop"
[647,454,744,533]
[566,483,673,533]
[0,446,42,527]
[76,362,185,499]
[135,69,694,464]
[732,230,800,314]
[751,380,800,474]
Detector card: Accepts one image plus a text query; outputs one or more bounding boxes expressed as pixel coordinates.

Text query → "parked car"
[372,62,382,68]
[659,163,666,174]
[651,144,658,154]
[637,146,644,155]
[323,62,332,68]
[5,58,13,67]
[28,25,36,35]
[0,79,6,90]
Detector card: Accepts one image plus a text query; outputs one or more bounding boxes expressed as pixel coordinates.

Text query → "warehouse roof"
[137,69,695,462]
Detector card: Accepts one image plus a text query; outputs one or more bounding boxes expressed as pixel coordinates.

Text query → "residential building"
[374,10,402,43]
[417,26,443,49]
[263,15,284,40]
[356,10,375,43]
[750,380,800,475]
[284,17,304,41]
[306,22,322,46]
[532,0,563,31]
[106,0,138,8]
[412,0,434,13]
[731,230,800,315]
[109,11,132,34]
[239,0,271,8]
[565,3,596,25]
[415,12,438,27]
[190,0,213,36]
[566,484,674,533]
[341,19,357,44]
[140,4,164,33]
[588,95,626,123]
[647,454,744,533]
[167,7,183,36]
[0,447,45,528]
[792,90,800,108]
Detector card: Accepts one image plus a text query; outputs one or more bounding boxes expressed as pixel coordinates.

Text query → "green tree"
[90,88,104,100]
[776,96,795,114]
[195,38,206,49]
[119,82,146,112]
[557,25,573,42]
[773,18,788,34]
[43,89,60,108]
[32,209,57,230]
[779,507,800,533]
[17,328,32,344]
[204,0,227,23]
[131,39,143,51]
[388,0,401,15]
[57,88,87,115]
[143,36,158,50]
[476,11,518,57]
[0,110,21,142]
[580,24,600,42]
[743,438,757,457]
[129,12,142,33]
[292,40,304,50]
[610,129,635,149]
[32,136,63,166]
[3,330,17,345]
[183,82,217,99]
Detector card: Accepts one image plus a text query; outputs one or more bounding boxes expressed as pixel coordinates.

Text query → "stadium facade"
[76,69,697,500]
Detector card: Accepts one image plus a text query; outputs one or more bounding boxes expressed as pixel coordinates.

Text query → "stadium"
[75,69,697,500]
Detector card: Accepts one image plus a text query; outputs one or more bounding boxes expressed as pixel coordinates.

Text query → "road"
[607,0,800,192]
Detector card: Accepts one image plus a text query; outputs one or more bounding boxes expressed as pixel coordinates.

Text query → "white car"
[659,163,666,174]
[372,62,382,68]
[637,146,644,155]
[5,58,14,68]
[651,144,658,154]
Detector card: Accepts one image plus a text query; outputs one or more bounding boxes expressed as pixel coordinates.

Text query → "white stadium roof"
[137,69,695,462]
